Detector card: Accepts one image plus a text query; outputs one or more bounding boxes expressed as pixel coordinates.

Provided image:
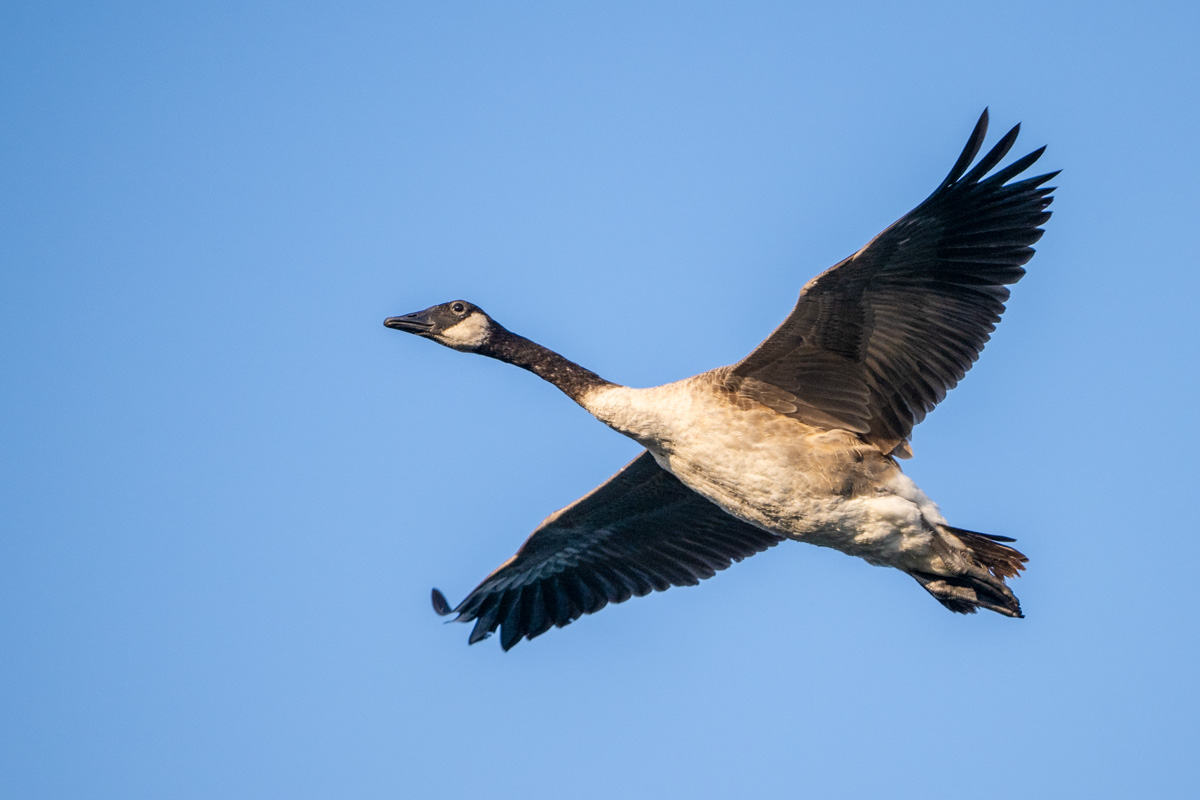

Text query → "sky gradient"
[3,2,1199,798]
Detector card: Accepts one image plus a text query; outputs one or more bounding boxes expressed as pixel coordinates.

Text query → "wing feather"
[730,109,1056,455]
[432,451,782,649]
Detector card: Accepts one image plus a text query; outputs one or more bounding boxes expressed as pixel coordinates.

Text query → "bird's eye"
[451,302,466,314]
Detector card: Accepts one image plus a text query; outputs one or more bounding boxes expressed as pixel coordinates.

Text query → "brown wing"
[730,110,1057,456]
[431,451,782,650]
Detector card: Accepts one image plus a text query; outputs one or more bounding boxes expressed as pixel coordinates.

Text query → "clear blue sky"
[3,2,1198,797]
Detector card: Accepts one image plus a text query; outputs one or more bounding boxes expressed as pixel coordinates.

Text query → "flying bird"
[386,110,1055,650]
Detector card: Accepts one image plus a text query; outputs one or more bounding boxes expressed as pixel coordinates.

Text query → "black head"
[384,300,496,352]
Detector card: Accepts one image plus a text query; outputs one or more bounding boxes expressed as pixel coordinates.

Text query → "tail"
[910,525,1028,618]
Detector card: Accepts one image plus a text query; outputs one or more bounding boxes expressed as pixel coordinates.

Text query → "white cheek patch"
[435,312,491,350]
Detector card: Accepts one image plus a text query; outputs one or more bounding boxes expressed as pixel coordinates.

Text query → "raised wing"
[730,110,1057,457]
[431,451,782,650]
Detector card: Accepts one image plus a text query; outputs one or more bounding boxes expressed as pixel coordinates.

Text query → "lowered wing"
[432,451,782,650]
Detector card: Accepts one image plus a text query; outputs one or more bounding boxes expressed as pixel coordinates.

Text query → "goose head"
[384,300,497,352]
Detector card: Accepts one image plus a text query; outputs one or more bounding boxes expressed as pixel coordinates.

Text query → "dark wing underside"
[432,451,782,650]
[729,110,1058,456]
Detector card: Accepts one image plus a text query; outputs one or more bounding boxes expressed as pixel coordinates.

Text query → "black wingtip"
[960,123,1022,185]
[940,109,990,189]
[467,620,492,645]
[500,625,523,652]
[431,587,453,616]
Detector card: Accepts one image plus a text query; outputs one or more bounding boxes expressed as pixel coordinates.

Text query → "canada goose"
[387,110,1055,650]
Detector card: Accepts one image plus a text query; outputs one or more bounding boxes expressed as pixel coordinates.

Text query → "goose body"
[386,110,1054,649]
[581,376,942,571]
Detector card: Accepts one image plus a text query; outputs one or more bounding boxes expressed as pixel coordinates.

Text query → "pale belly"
[658,454,940,570]
[650,392,944,570]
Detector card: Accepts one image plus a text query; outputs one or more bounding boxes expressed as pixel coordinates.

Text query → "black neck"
[479,327,614,402]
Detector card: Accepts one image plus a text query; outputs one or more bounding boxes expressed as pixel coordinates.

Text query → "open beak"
[384,311,435,334]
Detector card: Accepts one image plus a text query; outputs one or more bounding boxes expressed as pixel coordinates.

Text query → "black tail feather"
[945,525,1028,580]
[912,525,1028,617]
[943,524,1016,543]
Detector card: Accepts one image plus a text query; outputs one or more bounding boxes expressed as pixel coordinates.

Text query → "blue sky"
[3,2,1198,797]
